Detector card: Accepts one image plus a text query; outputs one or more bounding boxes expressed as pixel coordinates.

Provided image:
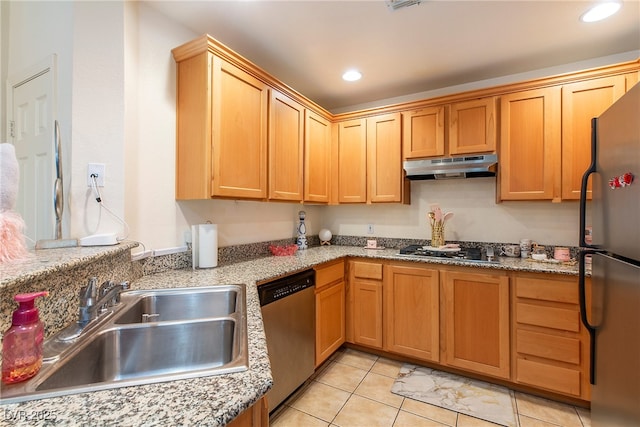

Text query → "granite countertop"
[0,244,581,426]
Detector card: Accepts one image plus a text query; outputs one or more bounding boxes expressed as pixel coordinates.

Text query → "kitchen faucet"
[56,277,130,342]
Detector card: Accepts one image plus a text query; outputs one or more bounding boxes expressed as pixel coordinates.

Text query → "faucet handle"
[80,277,98,307]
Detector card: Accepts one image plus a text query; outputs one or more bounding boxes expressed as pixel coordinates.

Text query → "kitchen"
[1,1,639,426]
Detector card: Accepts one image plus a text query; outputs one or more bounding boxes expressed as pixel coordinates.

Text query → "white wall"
[323,178,580,246]
[5,1,74,237]
[124,3,324,251]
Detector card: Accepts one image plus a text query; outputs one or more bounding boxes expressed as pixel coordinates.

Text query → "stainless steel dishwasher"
[259,269,315,413]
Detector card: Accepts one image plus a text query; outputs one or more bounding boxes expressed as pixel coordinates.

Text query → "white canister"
[520,239,532,258]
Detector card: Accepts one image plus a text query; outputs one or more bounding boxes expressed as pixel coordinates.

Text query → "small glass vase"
[431,223,445,247]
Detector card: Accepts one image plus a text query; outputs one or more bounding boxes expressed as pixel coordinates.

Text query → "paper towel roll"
[192,224,218,268]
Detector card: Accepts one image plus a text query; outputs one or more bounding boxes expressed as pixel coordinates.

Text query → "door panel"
[12,68,55,245]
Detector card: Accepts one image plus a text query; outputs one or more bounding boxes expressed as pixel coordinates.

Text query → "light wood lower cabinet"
[227,397,268,427]
[314,260,346,367]
[441,270,511,379]
[384,264,440,362]
[342,258,590,401]
[347,260,383,349]
[513,274,591,400]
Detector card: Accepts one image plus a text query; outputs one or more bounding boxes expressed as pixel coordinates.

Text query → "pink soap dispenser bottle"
[2,291,48,384]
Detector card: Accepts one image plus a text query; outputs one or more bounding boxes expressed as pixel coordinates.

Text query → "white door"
[9,60,56,246]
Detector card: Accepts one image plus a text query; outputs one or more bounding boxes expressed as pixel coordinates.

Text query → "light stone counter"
[0,244,580,426]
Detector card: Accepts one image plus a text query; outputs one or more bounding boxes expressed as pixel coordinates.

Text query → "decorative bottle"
[296,210,308,250]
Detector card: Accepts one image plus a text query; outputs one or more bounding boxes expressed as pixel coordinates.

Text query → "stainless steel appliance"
[399,245,498,264]
[404,153,497,180]
[259,269,315,413]
[579,83,640,426]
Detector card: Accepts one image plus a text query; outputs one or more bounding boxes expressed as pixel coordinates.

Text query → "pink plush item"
[0,143,30,263]
[0,211,30,263]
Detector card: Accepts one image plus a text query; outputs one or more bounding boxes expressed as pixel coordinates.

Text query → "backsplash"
[136,235,581,273]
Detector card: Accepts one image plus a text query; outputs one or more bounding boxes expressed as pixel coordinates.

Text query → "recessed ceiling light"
[342,70,362,82]
[581,1,621,22]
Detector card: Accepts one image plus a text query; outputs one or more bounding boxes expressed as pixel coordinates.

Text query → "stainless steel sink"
[0,285,248,404]
[115,287,238,323]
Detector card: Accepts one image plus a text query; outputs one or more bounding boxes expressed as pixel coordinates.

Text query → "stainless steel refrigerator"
[579,82,640,426]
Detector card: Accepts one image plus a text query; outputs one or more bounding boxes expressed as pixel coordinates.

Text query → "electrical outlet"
[367,224,374,234]
[87,163,105,187]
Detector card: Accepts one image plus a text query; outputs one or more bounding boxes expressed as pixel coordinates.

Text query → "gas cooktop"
[398,245,498,264]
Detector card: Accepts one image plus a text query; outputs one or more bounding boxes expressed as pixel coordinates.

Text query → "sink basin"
[0,285,248,404]
[36,318,241,391]
[115,286,239,324]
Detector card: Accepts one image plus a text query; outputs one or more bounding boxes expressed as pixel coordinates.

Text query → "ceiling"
[146,0,640,113]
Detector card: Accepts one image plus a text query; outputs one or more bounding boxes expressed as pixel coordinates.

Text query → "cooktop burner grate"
[398,245,497,263]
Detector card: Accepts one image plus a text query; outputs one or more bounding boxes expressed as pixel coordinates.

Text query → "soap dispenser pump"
[2,291,48,384]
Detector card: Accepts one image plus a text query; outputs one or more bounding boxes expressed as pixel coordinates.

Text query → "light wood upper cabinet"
[561,76,626,200]
[211,56,269,199]
[442,270,510,379]
[269,90,304,201]
[367,113,403,203]
[627,71,639,90]
[499,87,562,201]
[337,119,367,203]
[449,97,497,155]
[337,113,404,204]
[304,110,331,203]
[384,264,440,362]
[402,106,445,159]
[173,49,268,200]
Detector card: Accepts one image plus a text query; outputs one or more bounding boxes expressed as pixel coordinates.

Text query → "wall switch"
[367,224,374,234]
[87,163,105,187]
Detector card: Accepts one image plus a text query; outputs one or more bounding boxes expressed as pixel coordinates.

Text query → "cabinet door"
[269,90,304,201]
[499,87,561,201]
[352,279,383,349]
[304,110,331,203]
[442,270,510,379]
[384,264,439,362]
[316,280,346,367]
[367,113,402,203]
[402,106,445,159]
[561,76,626,200]
[338,119,367,203]
[212,56,268,199]
[449,97,496,155]
[626,71,639,90]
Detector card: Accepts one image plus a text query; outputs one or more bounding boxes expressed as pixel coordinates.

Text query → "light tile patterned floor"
[270,348,591,427]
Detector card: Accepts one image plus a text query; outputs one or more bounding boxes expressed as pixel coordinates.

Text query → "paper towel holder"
[192,222,218,269]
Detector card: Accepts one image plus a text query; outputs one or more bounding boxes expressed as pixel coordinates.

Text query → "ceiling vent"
[386,0,423,11]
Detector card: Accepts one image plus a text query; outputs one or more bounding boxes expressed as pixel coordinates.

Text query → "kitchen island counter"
[0,244,580,425]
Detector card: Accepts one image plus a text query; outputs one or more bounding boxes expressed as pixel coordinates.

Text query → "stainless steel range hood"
[404,154,498,180]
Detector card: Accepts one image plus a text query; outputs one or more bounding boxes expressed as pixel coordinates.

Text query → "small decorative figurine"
[296,210,308,250]
[319,228,332,246]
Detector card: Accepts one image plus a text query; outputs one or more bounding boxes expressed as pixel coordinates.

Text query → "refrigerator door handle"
[579,249,602,385]
[579,118,598,248]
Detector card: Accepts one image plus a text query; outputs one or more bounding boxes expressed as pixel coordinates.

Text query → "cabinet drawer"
[352,261,383,280]
[516,329,581,364]
[517,358,581,396]
[316,261,345,289]
[516,277,578,304]
[516,303,580,332]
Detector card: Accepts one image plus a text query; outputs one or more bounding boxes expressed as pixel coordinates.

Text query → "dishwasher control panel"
[258,270,315,306]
